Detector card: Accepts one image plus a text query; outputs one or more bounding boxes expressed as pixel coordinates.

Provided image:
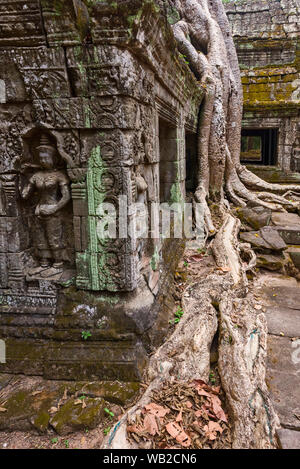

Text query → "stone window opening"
[185,132,198,195]
[158,118,178,203]
[241,128,278,166]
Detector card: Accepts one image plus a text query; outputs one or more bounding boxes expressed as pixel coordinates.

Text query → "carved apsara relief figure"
[20,133,71,278]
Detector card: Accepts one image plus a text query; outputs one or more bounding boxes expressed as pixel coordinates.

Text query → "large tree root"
[169,0,300,235]
[218,293,279,449]
[102,217,279,450]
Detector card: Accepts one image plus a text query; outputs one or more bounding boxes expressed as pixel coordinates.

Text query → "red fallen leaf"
[197,389,211,398]
[193,379,206,388]
[144,402,170,418]
[210,395,228,423]
[176,410,183,422]
[127,424,142,435]
[177,431,192,448]
[166,421,181,439]
[143,413,159,436]
[210,393,222,407]
[188,254,204,262]
[212,386,221,394]
[185,401,193,408]
[165,421,191,448]
[204,421,223,440]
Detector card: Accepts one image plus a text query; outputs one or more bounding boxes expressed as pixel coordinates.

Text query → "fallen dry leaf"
[204,421,223,440]
[31,390,43,396]
[210,395,228,422]
[143,414,158,436]
[144,403,170,418]
[197,389,211,398]
[0,407,7,412]
[176,410,183,422]
[166,421,191,448]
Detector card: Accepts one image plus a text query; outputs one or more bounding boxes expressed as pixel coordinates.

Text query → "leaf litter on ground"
[126,380,231,449]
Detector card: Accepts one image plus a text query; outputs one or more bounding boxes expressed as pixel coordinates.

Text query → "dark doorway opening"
[159,119,177,203]
[185,132,197,193]
[241,128,278,165]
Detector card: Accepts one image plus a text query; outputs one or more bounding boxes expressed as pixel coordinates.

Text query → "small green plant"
[103,427,111,436]
[183,261,188,267]
[169,307,184,325]
[178,53,190,65]
[81,330,92,340]
[79,394,86,401]
[51,437,58,445]
[64,440,69,449]
[104,408,115,420]
[197,248,206,254]
[209,371,216,385]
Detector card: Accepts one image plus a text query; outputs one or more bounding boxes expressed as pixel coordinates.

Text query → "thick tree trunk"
[168,0,300,234]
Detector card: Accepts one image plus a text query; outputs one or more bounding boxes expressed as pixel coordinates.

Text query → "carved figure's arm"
[55,183,71,212]
[21,178,35,200]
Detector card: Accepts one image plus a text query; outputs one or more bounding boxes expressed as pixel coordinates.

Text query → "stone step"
[287,245,300,269]
[240,226,287,251]
[277,428,300,449]
[271,212,300,245]
[261,285,300,310]
[264,306,300,337]
[256,253,286,272]
[276,226,300,245]
[246,166,300,185]
[267,336,300,430]
[271,212,300,227]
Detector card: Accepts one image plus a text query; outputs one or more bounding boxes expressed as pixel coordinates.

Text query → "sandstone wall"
[0,0,203,380]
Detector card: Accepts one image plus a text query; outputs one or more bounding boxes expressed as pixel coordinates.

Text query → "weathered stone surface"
[277,428,300,449]
[260,226,288,251]
[49,397,105,435]
[264,306,300,338]
[240,228,287,251]
[267,336,300,430]
[236,206,271,230]
[256,253,286,271]
[272,212,300,227]
[276,226,300,245]
[0,374,140,433]
[0,0,201,379]
[261,285,300,311]
[287,246,300,269]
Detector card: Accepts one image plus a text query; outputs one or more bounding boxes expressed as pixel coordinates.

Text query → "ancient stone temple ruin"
[225,0,300,179]
[0,0,203,381]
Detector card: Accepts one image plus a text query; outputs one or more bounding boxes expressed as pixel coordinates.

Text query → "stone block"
[287,246,300,269]
[277,428,300,449]
[267,336,300,429]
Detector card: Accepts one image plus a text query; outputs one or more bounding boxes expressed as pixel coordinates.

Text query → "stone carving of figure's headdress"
[36,133,56,154]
